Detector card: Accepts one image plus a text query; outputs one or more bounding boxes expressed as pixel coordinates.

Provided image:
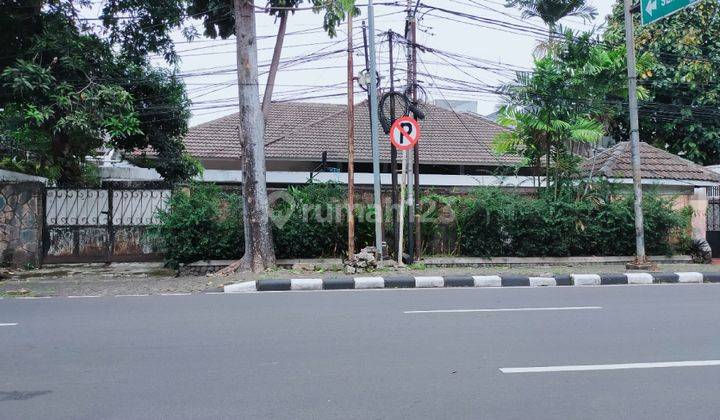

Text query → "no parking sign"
[389,116,420,151]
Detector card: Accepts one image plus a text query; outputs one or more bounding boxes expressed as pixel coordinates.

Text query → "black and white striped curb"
[223,272,720,292]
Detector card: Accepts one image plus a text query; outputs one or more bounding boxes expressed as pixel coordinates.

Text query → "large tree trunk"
[223,0,276,273]
[261,11,289,118]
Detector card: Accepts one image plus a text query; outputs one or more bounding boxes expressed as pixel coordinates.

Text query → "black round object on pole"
[379,91,410,134]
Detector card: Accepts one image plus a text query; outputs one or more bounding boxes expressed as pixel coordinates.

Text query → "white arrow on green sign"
[641,0,700,25]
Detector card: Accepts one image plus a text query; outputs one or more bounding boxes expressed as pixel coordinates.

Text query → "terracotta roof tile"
[580,141,720,183]
[183,101,521,166]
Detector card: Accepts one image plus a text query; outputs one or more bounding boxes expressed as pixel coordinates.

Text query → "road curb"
[223,271,712,293]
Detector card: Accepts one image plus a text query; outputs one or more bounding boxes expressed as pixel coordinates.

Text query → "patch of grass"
[407,262,427,270]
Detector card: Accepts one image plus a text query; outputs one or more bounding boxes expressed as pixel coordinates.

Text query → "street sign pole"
[624,0,652,270]
[367,0,384,260]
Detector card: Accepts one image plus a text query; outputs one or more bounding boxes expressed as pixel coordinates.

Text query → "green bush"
[453,184,692,257]
[153,182,375,266]
[151,183,243,267]
[153,181,692,266]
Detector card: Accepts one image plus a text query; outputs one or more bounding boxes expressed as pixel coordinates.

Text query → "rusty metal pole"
[347,15,356,258]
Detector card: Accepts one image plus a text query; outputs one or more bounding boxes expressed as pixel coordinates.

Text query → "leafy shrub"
[153,181,692,266]
[151,183,243,267]
[153,182,375,266]
[453,184,692,257]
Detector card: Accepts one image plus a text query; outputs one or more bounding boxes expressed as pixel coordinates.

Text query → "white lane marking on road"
[15,296,52,299]
[115,294,149,297]
[160,293,191,296]
[67,295,101,299]
[404,306,602,314]
[0,323,18,327]
[501,360,720,373]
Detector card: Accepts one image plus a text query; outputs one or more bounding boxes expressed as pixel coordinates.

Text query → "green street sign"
[641,0,700,25]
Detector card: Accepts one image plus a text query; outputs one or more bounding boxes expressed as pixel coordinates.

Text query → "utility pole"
[389,30,399,260]
[367,0,384,259]
[623,0,652,270]
[405,0,420,262]
[347,14,356,258]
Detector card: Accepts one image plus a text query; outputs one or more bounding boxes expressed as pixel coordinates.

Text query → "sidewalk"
[3,261,720,297]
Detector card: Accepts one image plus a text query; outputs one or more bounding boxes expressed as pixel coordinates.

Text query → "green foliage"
[154,182,375,265]
[452,185,691,257]
[494,29,655,193]
[0,2,199,185]
[505,0,597,29]
[272,183,364,259]
[154,182,690,264]
[604,0,720,164]
[152,183,244,267]
[187,0,359,40]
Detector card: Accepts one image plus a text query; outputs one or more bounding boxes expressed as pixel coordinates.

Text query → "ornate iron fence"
[44,186,170,263]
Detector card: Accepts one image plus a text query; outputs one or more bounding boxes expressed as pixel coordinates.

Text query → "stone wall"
[0,182,44,268]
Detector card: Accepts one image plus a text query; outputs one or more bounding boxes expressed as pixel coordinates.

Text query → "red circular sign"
[389,116,420,151]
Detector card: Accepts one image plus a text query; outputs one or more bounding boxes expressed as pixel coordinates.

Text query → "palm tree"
[505,0,597,48]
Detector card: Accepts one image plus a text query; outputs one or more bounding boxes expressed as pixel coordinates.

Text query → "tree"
[186,0,357,272]
[493,30,627,194]
[90,0,357,271]
[604,0,720,164]
[505,0,597,51]
[0,1,199,185]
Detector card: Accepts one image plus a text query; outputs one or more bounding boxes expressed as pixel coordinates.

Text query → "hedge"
[152,182,692,266]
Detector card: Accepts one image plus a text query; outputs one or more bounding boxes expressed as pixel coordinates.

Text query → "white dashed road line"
[0,323,18,327]
[404,306,603,314]
[500,360,720,373]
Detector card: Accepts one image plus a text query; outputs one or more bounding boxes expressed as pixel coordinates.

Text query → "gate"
[43,187,170,263]
[707,197,720,258]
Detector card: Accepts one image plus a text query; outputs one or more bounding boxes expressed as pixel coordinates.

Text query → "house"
[579,141,720,241]
[181,100,533,187]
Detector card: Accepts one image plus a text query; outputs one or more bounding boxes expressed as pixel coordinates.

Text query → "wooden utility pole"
[347,15,356,258]
[366,0,384,259]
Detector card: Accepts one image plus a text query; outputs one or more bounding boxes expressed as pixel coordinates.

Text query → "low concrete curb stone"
[223,271,717,293]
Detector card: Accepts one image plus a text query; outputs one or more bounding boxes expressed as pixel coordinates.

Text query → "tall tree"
[186,0,356,272]
[261,1,357,117]
[0,1,199,185]
[505,0,597,49]
[604,0,720,164]
[94,0,357,271]
[492,30,639,194]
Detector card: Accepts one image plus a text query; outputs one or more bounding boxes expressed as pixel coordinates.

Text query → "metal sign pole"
[623,0,650,269]
[367,0,384,259]
[398,150,408,265]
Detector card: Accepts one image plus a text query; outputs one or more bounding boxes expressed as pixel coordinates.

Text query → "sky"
[139,0,617,126]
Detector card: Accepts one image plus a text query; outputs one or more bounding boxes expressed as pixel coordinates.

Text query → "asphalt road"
[2,284,720,419]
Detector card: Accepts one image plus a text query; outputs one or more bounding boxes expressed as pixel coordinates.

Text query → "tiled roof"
[580,141,720,183]
[183,101,521,166]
